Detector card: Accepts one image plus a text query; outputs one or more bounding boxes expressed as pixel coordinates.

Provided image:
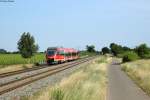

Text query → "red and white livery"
[46,47,79,64]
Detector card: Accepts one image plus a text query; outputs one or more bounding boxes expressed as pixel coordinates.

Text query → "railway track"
[0,56,96,95]
[0,57,86,78]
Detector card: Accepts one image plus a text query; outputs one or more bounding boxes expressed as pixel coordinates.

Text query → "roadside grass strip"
[122,59,150,95]
[25,57,108,100]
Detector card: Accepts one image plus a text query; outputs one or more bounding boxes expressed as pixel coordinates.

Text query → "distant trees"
[101,47,110,55]
[17,32,39,58]
[101,43,150,62]
[86,45,95,52]
[122,46,131,51]
[109,43,133,57]
[0,49,7,54]
[135,44,150,59]
[109,43,124,56]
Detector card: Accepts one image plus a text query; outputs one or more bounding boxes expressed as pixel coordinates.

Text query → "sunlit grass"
[122,59,150,95]
[0,52,95,66]
[0,53,45,66]
[25,57,109,100]
[0,64,34,74]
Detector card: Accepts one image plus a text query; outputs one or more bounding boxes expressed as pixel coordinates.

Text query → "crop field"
[23,57,109,100]
[122,59,150,95]
[0,53,45,66]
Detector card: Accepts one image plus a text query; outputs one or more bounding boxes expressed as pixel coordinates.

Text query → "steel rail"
[0,57,92,87]
[0,56,96,95]
[0,57,87,78]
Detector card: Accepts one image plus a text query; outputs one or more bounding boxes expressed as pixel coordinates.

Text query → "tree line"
[101,43,150,62]
[1,32,150,63]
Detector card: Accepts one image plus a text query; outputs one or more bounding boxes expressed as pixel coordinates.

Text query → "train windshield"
[47,50,55,56]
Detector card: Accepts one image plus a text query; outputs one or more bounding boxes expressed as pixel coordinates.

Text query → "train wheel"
[58,61,61,64]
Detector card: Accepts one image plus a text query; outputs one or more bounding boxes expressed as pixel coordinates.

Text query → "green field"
[0,51,97,66]
[0,53,45,65]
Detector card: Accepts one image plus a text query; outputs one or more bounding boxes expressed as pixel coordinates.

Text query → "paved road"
[107,60,150,100]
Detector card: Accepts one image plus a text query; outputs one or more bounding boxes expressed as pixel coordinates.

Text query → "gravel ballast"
[0,59,94,100]
[0,63,69,85]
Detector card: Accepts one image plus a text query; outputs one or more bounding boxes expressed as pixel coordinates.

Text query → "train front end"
[46,47,57,64]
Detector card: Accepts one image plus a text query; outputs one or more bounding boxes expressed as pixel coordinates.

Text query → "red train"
[46,47,79,64]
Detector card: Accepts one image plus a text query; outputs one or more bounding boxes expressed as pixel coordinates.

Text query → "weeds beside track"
[0,56,96,95]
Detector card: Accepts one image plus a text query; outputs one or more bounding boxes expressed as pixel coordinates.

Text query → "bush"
[135,44,150,59]
[122,51,139,63]
[101,47,110,55]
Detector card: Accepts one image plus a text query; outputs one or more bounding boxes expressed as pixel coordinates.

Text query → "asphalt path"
[107,60,150,100]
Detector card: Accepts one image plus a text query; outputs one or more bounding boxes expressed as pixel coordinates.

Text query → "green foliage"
[122,46,131,51]
[86,45,95,53]
[79,51,96,57]
[135,44,150,59]
[0,49,7,54]
[110,43,124,56]
[101,47,110,55]
[51,89,64,100]
[122,51,139,63]
[109,43,132,57]
[107,43,150,61]
[17,32,39,58]
[0,53,45,66]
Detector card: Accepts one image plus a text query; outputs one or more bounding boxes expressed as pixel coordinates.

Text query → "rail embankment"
[24,56,111,100]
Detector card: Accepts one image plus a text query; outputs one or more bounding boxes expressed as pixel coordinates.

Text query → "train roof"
[47,47,58,50]
[47,47,78,52]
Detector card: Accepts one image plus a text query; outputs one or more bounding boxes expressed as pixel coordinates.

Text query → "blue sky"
[0,0,150,51]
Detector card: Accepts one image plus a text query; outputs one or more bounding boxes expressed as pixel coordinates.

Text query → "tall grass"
[0,53,45,65]
[51,88,64,100]
[122,59,150,95]
[26,57,108,100]
[79,51,97,58]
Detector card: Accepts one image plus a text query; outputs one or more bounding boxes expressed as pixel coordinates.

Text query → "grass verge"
[0,64,35,74]
[122,59,150,95]
[22,56,109,100]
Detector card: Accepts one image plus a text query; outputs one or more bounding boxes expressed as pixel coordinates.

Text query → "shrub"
[101,47,110,55]
[122,51,139,63]
[135,44,150,59]
[110,43,124,56]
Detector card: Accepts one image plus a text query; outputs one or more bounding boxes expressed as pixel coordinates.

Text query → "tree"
[122,46,131,51]
[135,44,150,58]
[0,49,7,54]
[101,47,110,54]
[109,43,123,56]
[17,32,39,58]
[86,45,95,52]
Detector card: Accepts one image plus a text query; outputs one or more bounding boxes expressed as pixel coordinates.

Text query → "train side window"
[66,52,71,56]
[58,51,65,56]
[72,53,77,56]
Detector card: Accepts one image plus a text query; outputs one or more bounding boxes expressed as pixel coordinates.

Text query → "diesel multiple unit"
[46,47,79,64]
